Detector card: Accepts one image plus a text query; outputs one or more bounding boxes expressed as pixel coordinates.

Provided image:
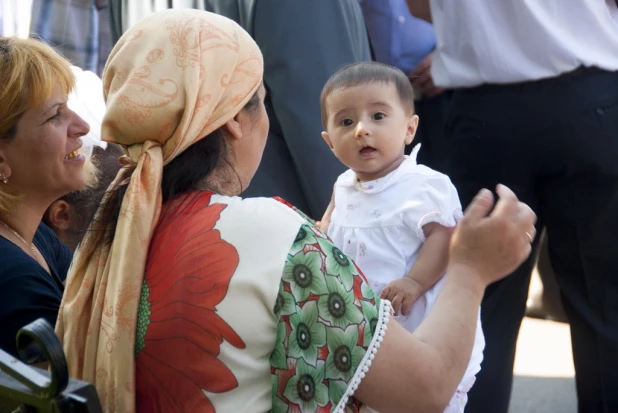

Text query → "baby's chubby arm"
[380,223,454,316]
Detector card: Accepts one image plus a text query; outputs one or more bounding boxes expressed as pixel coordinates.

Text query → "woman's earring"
[0,173,7,184]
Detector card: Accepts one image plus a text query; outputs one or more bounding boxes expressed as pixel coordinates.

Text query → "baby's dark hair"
[320,61,416,127]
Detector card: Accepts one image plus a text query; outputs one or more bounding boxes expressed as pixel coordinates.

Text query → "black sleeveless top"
[0,223,72,357]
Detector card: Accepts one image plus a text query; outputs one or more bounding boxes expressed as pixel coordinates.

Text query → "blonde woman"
[0,37,90,357]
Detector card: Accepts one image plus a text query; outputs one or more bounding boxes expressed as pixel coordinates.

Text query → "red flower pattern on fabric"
[135,191,244,412]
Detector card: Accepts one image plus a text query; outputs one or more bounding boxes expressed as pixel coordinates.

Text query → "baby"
[319,61,484,413]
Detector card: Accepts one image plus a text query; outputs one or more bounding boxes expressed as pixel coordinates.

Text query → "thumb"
[462,188,494,222]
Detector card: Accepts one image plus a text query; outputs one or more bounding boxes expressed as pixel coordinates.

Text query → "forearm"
[406,0,432,22]
[412,264,484,406]
[357,266,484,412]
[404,229,450,291]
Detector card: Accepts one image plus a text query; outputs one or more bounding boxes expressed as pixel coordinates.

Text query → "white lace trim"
[333,298,393,413]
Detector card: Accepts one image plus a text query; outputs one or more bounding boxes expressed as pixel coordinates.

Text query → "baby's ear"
[321,131,335,150]
[405,115,420,145]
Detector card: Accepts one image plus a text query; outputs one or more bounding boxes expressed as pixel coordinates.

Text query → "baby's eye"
[373,112,386,120]
[340,119,354,127]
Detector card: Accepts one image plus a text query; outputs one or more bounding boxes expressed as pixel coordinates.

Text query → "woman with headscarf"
[57,9,536,413]
[0,37,90,358]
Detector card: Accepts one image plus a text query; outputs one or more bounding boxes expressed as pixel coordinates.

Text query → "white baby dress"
[328,147,485,412]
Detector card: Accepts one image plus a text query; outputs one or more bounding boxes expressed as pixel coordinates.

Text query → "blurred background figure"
[29,0,112,75]
[107,0,206,43]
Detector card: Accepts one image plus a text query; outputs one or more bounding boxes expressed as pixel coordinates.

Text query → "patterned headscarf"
[56,10,263,413]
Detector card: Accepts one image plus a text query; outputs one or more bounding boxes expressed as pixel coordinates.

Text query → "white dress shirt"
[430,0,618,87]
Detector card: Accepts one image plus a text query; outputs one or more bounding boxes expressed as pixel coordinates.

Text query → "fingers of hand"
[515,201,537,229]
[418,53,433,70]
[379,286,390,300]
[391,295,404,316]
[508,200,537,245]
[423,85,446,98]
[491,184,519,219]
[462,188,494,222]
[412,71,432,88]
[401,296,417,316]
[410,64,426,77]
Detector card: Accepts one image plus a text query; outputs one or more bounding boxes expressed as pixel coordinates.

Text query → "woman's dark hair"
[93,90,262,247]
[162,89,261,202]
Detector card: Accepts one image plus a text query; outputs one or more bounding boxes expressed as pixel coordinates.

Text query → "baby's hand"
[379,278,425,316]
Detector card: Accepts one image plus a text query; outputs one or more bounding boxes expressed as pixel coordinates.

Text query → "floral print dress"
[134,191,391,413]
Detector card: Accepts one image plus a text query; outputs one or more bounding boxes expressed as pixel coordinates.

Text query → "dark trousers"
[442,68,618,413]
[406,91,452,173]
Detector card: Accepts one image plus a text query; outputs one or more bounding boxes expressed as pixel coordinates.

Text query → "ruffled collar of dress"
[335,144,422,194]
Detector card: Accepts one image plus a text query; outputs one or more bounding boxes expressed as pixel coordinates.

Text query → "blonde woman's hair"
[0,36,75,213]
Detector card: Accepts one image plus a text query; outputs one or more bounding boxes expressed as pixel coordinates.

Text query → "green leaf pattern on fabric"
[274,282,297,317]
[283,359,329,411]
[289,224,319,256]
[271,321,288,370]
[325,325,366,382]
[317,276,364,329]
[288,301,327,366]
[283,250,328,302]
[270,222,383,413]
[316,236,359,291]
[360,300,380,348]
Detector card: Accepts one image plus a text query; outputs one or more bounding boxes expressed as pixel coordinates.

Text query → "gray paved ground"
[509,317,576,413]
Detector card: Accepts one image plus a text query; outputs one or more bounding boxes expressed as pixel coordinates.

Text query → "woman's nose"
[70,111,91,139]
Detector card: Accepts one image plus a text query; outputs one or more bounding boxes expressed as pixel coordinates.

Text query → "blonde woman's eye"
[47,113,60,123]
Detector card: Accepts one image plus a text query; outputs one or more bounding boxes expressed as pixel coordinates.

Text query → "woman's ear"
[223,113,245,142]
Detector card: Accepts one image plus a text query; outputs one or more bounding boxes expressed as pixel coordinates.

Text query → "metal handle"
[0,319,68,399]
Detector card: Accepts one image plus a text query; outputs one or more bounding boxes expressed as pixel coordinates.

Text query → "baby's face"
[322,82,418,182]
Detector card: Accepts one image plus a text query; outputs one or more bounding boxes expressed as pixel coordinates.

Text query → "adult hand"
[409,52,445,99]
[449,185,536,287]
